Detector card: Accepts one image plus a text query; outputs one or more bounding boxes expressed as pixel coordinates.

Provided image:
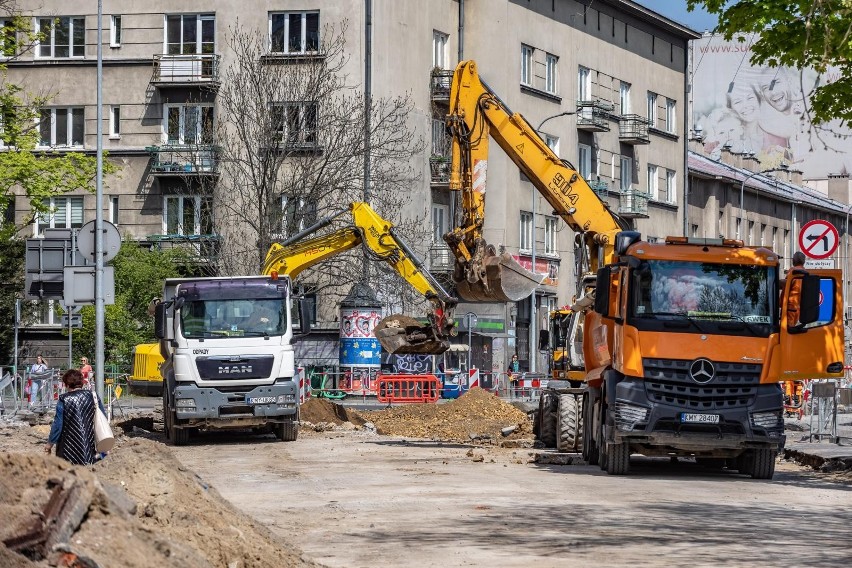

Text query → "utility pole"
[95,1,105,398]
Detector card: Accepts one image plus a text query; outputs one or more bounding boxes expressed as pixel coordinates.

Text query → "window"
[545,53,558,94]
[519,211,533,252]
[619,156,632,191]
[432,30,448,69]
[772,227,778,251]
[619,81,631,114]
[647,92,657,126]
[521,44,533,85]
[760,223,767,246]
[166,14,214,55]
[109,196,119,225]
[665,98,676,133]
[1,19,17,56]
[544,216,558,255]
[647,164,658,200]
[280,195,317,237]
[665,169,676,203]
[748,220,755,244]
[431,204,448,243]
[691,224,699,238]
[109,106,120,137]
[270,11,319,54]
[578,66,591,101]
[37,16,85,58]
[545,134,559,156]
[110,15,121,47]
[164,195,213,236]
[578,143,591,179]
[271,102,318,148]
[35,196,84,236]
[39,107,84,147]
[164,104,214,145]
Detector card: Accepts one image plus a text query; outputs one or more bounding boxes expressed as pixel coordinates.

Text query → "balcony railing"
[147,234,221,264]
[618,188,650,218]
[147,144,219,176]
[430,68,454,102]
[587,179,611,200]
[428,242,454,273]
[618,114,650,144]
[430,156,450,185]
[152,54,221,86]
[576,100,613,132]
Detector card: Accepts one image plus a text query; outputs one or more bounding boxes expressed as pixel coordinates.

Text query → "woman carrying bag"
[45,369,112,465]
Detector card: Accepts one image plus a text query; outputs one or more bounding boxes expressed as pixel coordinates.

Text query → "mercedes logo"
[689,358,715,384]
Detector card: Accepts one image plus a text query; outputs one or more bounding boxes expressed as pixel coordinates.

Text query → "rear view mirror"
[798,274,821,325]
[154,302,168,340]
[594,266,612,316]
[538,329,550,351]
[298,298,312,335]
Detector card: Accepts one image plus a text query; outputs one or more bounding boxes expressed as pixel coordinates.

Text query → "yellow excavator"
[442,60,844,478]
[263,201,457,355]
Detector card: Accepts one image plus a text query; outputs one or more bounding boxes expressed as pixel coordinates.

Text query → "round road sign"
[798,219,839,260]
[77,220,122,262]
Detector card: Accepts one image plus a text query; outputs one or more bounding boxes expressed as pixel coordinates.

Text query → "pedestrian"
[79,356,93,389]
[44,369,106,465]
[31,355,48,374]
[507,354,521,397]
[29,355,49,407]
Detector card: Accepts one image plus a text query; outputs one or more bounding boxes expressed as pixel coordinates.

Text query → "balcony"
[430,156,450,186]
[430,68,454,103]
[618,189,650,219]
[147,234,221,265]
[576,100,613,132]
[151,54,221,87]
[587,179,611,201]
[428,242,454,273]
[618,114,650,144]
[147,145,219,176]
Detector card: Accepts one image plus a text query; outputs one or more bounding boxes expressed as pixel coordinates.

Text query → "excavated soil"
[300,397,365,426]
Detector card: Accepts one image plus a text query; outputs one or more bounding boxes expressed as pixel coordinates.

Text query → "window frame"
[519,210,533,253]
[34,195,84,236]
[280,195,317,238]
[38,107,85,148]
[163,103,214,145]
[578,143,592,179]
[268,11,320,54]
[619,81,631,115]
[35,16,86,59]
[665,98,677,133]
[431,203,449,243]
[164,13,215,55]
[619,156,632,191]
[665,169,676,204]
[109,195,119,225]
[432,30,448,69]
[269,101,319,149]
[520,44,533,86]
[647,164,658,200]
[545,52,558,94]
[544,215,558,256]
[647,91,657,126]
[109,105,121,138]
[110,15,121,47]
[544,134,559,157]
[0,18,18,57]
[578,66,591,101]
[163,194,212,236]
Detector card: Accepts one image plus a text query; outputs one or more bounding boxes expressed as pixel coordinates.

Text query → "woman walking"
[45,369,105,465]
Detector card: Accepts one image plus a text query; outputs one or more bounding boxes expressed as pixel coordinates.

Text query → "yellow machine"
[128,342,165,395]
[444,60,844,478]
[263,201,457,355]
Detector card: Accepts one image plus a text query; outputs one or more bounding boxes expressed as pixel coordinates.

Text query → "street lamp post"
[738,164,788,242]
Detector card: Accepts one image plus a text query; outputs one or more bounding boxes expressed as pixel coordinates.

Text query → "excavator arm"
[262,202,457,355]
[446,60,626,302]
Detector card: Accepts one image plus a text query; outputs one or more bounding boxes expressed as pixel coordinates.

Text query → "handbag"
[92,391,115,453]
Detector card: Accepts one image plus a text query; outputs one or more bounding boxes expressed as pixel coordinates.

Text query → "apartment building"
[5,0,698,374]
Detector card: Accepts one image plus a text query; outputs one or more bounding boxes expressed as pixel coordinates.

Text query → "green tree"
[69,242,189,368]
[688,0,852,125]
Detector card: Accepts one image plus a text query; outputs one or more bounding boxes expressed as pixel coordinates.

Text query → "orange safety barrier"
[376,374,441,404]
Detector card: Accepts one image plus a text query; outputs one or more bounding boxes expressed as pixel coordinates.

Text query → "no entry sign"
[798,219,839,260]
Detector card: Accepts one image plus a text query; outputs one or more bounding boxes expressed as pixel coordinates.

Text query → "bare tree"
[213,21,430,318]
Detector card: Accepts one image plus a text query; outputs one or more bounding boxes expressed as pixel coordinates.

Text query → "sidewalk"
[783,410,852,471]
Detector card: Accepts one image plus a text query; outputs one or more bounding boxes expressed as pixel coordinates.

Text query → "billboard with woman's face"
[692,34,850,178]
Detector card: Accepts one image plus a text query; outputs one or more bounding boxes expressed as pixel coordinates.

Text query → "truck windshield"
[630,260,775,336]
[180,298,288,338]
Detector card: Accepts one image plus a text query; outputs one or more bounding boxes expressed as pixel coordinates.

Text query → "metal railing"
[618,114,651,144]
[618,188,651,218]
[430,68,454,101]
[576,100,613,131]
[147,233,222,264]
[430,156,450,184]
[147,144,219,175]
[428,242,453,272]
[587,179,611,200]
[152,53,220,84]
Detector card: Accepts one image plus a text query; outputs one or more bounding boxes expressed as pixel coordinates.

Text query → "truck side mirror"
[594,266,611,316]
[538,329,550,351]
[154,303,168,340]
[298,298,312,335]
[798,274,821,325]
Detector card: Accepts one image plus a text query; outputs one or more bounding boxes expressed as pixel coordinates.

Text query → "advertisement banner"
[339,308,382,367]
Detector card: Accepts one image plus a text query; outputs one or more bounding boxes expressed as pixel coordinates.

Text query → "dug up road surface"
[173,392,852,568]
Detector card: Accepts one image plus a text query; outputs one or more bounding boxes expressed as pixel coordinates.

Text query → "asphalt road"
[171,429,852,568]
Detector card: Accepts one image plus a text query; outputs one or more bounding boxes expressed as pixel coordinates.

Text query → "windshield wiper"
[638,311,707,333]
[242,330,270,337]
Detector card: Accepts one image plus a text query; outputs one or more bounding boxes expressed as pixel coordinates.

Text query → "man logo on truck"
[689,358,715,384]
[218,365,253,374]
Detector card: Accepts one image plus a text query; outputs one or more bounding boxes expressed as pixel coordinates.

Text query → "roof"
[604,0,703,39]
[688,151,850,214]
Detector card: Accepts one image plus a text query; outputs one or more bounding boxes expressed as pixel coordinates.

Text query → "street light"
[738,163,788,241]
[537,111,576,132]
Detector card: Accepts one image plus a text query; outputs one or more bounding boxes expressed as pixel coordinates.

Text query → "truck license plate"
[247,396,277,404]
[681,413,720,424]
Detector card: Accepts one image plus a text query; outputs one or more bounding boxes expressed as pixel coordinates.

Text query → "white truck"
[154,276,310,445]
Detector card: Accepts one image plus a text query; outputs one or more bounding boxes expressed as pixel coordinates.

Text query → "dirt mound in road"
[300,397,365,426]
[362,387,532,443]
[0,439,319,568]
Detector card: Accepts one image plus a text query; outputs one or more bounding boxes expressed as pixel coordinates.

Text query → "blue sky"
[634,1,719,32]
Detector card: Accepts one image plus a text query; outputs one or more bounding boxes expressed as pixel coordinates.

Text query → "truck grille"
[195,355,274,380]
[642,358,761,411]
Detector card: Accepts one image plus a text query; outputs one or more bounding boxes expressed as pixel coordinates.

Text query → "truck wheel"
[274,421,299,442]
[171,424,189,446]
[162,389,171,441]
[597,401,608,471]
[537,392,557,448]
[582,394,599,465]
[556,394,581,452]
[605,441,630,475]
[747,449,776,479]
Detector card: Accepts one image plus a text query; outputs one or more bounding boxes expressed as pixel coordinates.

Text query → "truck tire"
[162,389,171,441]
[582,393,599,465]
[597,400,608,471]
[605,441,630,475]
[537,391,557,448]
[171,423,190,446]
[747,448,776,480]
[274,421,299,442]
[556,394,581,452]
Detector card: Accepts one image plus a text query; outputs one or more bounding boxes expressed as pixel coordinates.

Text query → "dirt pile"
[0,438,318,568]
[300,397,365,426]
[362,387,532,443]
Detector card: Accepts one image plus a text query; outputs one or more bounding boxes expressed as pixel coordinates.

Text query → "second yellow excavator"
[262,201,457,355]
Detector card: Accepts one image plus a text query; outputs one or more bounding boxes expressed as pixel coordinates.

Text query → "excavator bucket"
[455,251,544,303]
[374,315,450,355]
